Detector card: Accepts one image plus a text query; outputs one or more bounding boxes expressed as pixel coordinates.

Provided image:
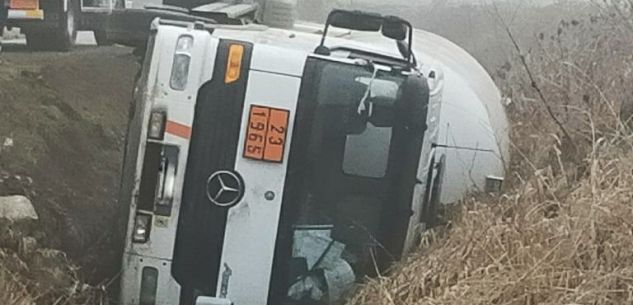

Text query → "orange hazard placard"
[243,105,290,163]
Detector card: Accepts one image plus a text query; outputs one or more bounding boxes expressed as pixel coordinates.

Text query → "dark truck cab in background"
[5,0,114,50]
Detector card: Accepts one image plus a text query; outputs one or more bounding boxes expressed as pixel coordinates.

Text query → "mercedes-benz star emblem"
[206,170,245,207]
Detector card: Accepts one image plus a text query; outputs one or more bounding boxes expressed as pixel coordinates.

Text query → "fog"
[298,0,596,71]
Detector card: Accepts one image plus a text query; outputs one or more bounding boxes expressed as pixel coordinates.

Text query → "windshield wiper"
[356,61,378,116]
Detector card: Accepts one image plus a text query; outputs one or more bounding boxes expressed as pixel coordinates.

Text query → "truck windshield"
[342,76,400,178]
[271,58,428,305]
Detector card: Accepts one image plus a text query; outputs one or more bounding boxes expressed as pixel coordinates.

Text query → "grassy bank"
[349,1,633,305]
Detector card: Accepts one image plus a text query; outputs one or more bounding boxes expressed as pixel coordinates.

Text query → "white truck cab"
[118,10,445,305]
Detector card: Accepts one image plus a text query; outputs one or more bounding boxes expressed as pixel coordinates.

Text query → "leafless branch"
[490,2,577,153]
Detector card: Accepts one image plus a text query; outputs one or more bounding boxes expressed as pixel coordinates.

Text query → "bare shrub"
[349,143,633,305]
[489,1,633,183]
[0,249,108,305]
[0,269,33,305]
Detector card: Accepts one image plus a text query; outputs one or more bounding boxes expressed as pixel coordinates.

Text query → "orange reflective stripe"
[165,120,192,139]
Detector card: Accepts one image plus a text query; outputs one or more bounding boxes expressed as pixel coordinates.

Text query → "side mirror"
[368,97,396,127]
[396,40,411,62]
[347,113,368,135]
[383,16,414,63]
[381,17,408,41]
[316,10,415,65]
[396,74,430,131]
[196,297,232,305]
[328,10,382,31]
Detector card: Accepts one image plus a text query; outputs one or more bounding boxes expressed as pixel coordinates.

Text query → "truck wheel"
[94,30,113,46]
[54,0,79,51]
[25,0,78,51]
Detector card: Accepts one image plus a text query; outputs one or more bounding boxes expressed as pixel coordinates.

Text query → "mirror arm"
[319,12,333,48]
[315,11,337,55]
[316,23,330,52]
[407,24,413,63]
[411,51,418,67]
[316,10,416,62]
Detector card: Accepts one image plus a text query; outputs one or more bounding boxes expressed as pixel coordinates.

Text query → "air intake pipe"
[259,0,297,29]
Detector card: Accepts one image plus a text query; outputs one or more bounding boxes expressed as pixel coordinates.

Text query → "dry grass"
[349,2,633,305]
[349,141,633,305]
[0,269,34,305]
[0,257,108,305]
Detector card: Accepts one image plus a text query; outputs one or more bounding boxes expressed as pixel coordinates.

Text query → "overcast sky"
[349,0,561,6]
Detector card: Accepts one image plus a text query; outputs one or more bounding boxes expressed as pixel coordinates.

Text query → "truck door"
[81,0,113,12]
[124,0,164,9]
[80,0,113,45]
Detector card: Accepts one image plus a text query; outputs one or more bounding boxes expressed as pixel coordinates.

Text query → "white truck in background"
[5,0,118,50]
[106,0,294,48]
[3,0,271,51]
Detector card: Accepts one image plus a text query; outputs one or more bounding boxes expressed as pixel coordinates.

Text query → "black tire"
[94,29,113,46]
[25,32,50,50]
[25,0,78,51]
[425,155,446,228]
[56,0,78,51]
[115,0,126,8]
[0,4,7,36]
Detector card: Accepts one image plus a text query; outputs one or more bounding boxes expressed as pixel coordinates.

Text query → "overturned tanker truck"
[112,2,509,305]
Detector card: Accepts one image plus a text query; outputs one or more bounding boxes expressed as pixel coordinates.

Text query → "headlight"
[148,111,166,140]
[176,35,193,52]
[170,54,191,91]
[140,267,158,305]
[170,35,193,91]
[133,213,152,243]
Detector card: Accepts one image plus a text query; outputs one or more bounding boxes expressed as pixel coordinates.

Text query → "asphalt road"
[2,31,98,49]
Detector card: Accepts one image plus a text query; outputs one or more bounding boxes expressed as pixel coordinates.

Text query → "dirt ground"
[0,43,138,283]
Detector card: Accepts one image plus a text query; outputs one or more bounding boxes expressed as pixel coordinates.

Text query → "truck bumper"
[7,0,61,29]
[6,8,58,30]
[120,253,181,305]
[7,9,44,20]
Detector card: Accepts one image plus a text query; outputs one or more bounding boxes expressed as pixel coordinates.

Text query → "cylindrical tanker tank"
[412,28,509,204]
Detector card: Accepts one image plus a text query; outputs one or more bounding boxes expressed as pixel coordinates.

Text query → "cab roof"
[211,22,410,67]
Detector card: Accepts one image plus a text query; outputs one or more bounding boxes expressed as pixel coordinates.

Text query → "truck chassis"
[6,0,114,51]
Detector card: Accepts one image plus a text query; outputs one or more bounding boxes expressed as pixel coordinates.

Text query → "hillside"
[0,45,137,304]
